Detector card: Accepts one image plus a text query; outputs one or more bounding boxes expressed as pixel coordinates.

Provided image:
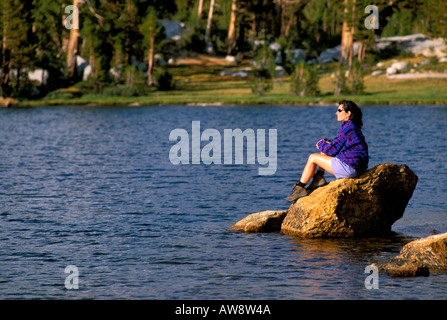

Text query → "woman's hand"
[316,139,331,149]
[316,139,326,148]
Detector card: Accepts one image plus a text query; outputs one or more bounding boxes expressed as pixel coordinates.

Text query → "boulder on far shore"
[386,61,409,75]
[0,97,19,108]
[229,163,418,238]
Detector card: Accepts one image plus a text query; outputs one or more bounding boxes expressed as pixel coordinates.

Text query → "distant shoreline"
[12,100,447,108]
[5,55,447,108]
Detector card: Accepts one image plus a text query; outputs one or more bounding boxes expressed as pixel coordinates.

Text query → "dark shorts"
[331,157,361,179]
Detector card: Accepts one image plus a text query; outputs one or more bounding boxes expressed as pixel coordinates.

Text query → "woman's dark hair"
[339,100,363,128]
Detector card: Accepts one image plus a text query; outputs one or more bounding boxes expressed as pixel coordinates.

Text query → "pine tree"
[290,60,319,97]
[250,44,275,95]
[353,0,376,64]
[115,0,140,68]
[113,0,143,85]
[0,0,35,97]
[300,0,341,60]
[340,0,355,66]
[66,0,81,80]
[140,7,163,87]
[32,0,66,91]
[80,0,118,90]
[423,0,447,38]
[226,0,237,55]
[204,0,215,51]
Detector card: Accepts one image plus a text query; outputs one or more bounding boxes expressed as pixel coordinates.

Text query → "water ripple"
[0,105,446,299]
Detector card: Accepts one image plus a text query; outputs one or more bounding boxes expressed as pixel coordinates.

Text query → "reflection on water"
[289,234,414,267]
[0,105,446,299]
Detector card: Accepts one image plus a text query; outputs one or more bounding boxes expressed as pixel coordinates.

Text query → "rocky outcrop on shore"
[375,232,447,277]
[229,163,418,238]
[318,33,447,64]
[377,34,447,60]
[0,97,19,108]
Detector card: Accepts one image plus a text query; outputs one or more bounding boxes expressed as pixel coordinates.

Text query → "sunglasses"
[337,108,344,113]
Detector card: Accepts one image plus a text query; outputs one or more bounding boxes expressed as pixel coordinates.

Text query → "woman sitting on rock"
[286,100,369,202]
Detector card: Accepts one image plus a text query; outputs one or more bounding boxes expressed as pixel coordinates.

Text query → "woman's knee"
[308,153,320,162]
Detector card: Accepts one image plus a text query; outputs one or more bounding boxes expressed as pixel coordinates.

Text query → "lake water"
[0,104,446,300]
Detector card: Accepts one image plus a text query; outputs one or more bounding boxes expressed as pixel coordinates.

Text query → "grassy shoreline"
[12,57,447,107]
[17,82,447,107]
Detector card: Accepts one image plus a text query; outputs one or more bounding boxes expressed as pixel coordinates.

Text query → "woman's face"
[336,104,351,122]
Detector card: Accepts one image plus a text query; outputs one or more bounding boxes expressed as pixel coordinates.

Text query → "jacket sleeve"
[317,132,345,156]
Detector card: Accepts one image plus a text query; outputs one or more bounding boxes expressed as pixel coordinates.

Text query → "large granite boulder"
[229,163,418,238]
[281,163,418,238]
[375,232,447,276]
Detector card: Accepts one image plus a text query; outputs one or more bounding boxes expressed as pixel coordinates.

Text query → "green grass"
[17,58,447,107]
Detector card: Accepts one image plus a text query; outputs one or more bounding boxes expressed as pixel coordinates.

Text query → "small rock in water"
[376,232,447,276]
[228,210,287,233]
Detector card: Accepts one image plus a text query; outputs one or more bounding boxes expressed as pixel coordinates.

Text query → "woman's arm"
[317,134,345,156]
[316,139,330,148]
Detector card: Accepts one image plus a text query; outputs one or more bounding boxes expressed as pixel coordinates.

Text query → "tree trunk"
[198,0,204,17]
[340,0,354,65]
[16,67,21,92]
[124,0,136,66]
[226,0,237,55]
[204,0,215,47]
[348,0,356,70]
[0,3,11,98]
[88,46,95,78]
[66,0,80,79]
[358,40,367,63]
[147,36,154,86]
[1,12,10,97]
[284,12,294,38]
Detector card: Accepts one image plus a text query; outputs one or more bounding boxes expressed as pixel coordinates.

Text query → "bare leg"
[315,152,327,175]
[300,153,334,185]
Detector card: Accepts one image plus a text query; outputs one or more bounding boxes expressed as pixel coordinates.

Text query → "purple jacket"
[317,120,369,172]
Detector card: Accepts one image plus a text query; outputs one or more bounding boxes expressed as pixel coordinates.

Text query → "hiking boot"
[286,184,308,202]
[306,174,328,192]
